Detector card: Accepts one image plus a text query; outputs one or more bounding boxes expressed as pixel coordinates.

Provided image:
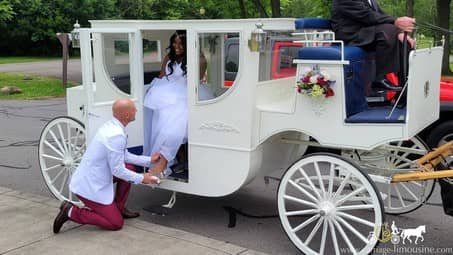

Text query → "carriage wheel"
[343,136,434,215]
[278,153,383,255]
[38,116,86,206]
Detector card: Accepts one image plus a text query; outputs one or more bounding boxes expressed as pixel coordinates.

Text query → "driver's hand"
[395,16,416,32]
[398,33,416,48]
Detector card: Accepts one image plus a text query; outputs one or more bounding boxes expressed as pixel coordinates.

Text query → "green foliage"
[0,0,117,56]
[282,0,331,18]
[0,72,74,99]
[0,56,58,64]
[0,0,451,57]
[0,0,14,23]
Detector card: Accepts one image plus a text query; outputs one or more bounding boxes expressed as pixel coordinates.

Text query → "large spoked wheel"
[343,136,435,215]
[38,116,86,206]
[278,153,383,255]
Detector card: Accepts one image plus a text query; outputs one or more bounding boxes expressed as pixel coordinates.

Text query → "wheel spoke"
[44,164,62,172]
[327,163,335,199]
[387,184,392,208]
[314,161,327,199]
[333,218,357,255]
[43,153,64,161]
[391,153,416,167]
[285,209,319,216]
[289,179,319,203]
[299,168,322,200]
[410,181,424,187]
[328,219,341,255]
[51,167,66,184]
[59,171,68,194]
[332,172,352,200]
[336,211,375,228]
[335,186,366,206]
[399,182,419,201]
[292,214,320,233]
[336,215,369,244]
[57,123,69,153]
[392,144,423,166]
[284,195,318,208]
[336,204,374,211]
[67,123,72,155]
[393,183,406,207]
[304,217,324,246]
[319,219,328,255]
[48,130,66,157]
[44,140,64,158]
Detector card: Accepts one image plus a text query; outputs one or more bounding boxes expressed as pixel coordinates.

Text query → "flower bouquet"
[296,67,335,98]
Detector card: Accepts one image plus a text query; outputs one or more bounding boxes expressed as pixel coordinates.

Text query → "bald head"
[112,98,137,126]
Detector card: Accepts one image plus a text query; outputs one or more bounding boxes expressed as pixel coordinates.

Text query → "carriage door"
[82,29,144,146]
[188,31,256,150]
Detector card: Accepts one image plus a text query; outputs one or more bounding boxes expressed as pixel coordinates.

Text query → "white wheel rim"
[278,154,382,255]
[39,117,85,206]
[344,137,434,214]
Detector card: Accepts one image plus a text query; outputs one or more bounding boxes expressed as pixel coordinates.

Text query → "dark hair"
[166,30,187,76]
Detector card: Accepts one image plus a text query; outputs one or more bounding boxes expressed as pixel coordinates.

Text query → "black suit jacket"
[331,0,396,46]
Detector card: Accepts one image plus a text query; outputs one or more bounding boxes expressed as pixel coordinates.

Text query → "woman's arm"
[159,55,170,78]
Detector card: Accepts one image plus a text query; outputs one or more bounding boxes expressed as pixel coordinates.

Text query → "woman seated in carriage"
[143,30,212,177]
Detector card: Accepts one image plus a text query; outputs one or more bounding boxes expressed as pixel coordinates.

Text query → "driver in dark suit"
[331,0,415,86]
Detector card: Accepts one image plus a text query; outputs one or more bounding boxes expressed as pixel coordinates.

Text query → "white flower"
[309,75,318,84]
[320,71,330,81]
[303,67,312,75]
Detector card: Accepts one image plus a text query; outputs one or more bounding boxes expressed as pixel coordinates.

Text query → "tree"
[406,0,414,17]
[0,0,14,24]
[436,0,452,75]
[271,0,281,17]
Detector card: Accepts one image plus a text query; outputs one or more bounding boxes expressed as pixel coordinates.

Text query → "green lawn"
[0,56,59,64]
[0,73,73,99]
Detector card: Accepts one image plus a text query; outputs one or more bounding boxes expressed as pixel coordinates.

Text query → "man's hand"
[142,173,160,184]
[395,16,416,32]
[398,33,416,48]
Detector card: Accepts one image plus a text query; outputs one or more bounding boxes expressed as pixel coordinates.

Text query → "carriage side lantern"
[70,20,80,49]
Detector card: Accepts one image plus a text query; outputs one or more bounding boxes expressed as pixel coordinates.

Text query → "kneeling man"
[53,98,160,233]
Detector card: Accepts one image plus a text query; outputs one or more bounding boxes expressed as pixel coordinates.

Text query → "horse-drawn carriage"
[38,17,453,254]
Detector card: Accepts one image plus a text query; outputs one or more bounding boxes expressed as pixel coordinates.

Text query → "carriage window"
[258,32,302,81]
[102,33,131,95]
[197,32,240,102]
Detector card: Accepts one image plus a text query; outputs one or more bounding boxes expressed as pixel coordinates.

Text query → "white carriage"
[38,18,452,254]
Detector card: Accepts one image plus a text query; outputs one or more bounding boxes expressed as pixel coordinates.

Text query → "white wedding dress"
[143,61,187,173]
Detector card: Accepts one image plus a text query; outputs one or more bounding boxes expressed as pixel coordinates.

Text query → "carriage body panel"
[62,18,443,196]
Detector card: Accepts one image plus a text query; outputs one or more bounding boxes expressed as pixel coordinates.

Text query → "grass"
[0,56,60,64]
[0,73,74,100]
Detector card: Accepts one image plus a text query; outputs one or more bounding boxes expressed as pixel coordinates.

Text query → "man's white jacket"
[70,118,150,205]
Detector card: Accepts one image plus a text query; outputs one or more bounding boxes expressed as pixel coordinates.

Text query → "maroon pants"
[69,164,136,230]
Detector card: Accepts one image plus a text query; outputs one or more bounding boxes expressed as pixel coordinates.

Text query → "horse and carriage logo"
[368,221,426,245]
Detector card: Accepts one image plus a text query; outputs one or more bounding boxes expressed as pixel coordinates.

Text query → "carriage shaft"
[392,141,453,183]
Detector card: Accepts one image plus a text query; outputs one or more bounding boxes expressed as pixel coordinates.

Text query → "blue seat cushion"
[298,46,367,62]
[345,107,406,123]
[295,18,331,30]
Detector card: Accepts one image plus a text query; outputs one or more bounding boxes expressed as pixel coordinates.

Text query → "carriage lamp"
[249,22,267,52]
[70,20,81,48]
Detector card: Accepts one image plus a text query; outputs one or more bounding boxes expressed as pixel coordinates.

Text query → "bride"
[143,30,189,176]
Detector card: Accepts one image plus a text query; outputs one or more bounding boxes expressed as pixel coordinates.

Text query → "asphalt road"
[1,99,453,255]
